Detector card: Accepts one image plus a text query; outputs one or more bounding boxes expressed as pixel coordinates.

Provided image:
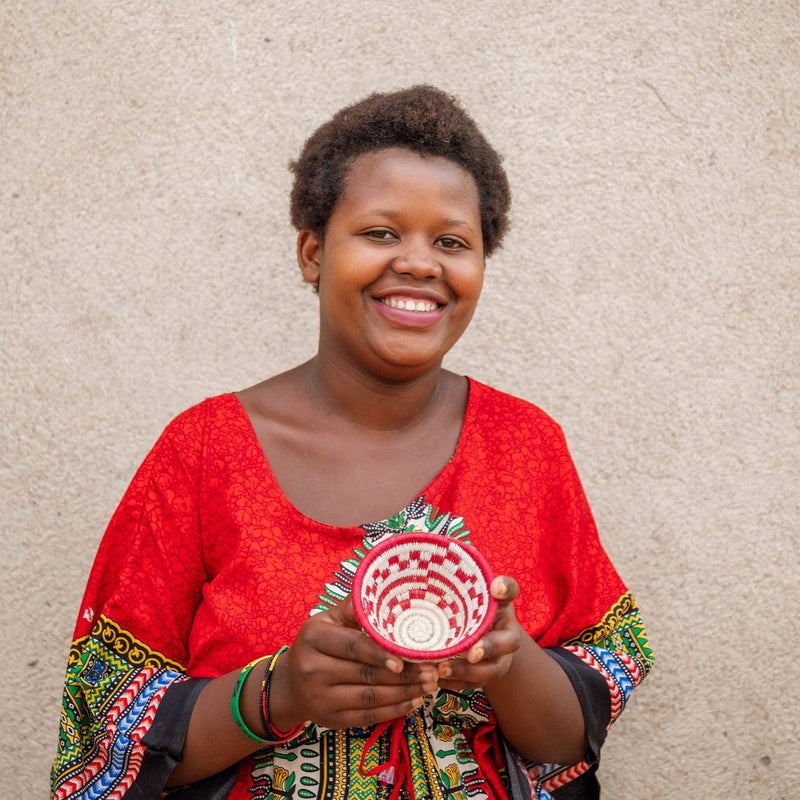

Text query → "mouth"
[377,296,441,313]
[372,293,446,329]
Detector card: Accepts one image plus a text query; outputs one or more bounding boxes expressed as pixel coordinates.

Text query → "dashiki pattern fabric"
[56,618,185,800]
[51,380,654,800]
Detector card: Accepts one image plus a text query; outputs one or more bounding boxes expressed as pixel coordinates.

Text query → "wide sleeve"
[51,402,211,800]
[449,384,655,798]
[534,593,653,798]
[513,421,655,798]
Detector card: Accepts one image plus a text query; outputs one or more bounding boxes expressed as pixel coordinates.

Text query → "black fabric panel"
[501,738,534,800]
[550,766,600,799]
[545,647,611,764]
[162,764,240,800]
[125,677,216,799]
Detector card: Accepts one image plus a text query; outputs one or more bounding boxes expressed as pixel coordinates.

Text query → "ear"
[297,230,322,286]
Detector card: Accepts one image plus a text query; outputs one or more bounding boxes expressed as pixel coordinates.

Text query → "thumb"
[327,595,404,673]
[328,593,362,630]
[491,575,519,605]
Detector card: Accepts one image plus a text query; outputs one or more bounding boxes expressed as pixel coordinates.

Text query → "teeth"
[380,297,438,312]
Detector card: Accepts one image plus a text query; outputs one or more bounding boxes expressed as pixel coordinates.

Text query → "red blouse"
[52,379,652,800]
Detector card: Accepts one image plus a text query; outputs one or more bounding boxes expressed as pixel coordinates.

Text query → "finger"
[302,627,438,687]
[338,658,439,691]
[436,661,496,689]
[437,658,487,680]
[334,680,435,712]
[308,620,403,672]
[465,628,519,663]
[490,575,519,604]
[435,631,518,680]
[329,593,360,626]
[331,696,425,730]
[326,596,405,673]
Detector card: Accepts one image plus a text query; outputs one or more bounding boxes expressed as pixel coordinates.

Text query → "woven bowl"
[352,533,497,661]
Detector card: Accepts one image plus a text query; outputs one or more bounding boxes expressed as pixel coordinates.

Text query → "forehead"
[336,147,481,215]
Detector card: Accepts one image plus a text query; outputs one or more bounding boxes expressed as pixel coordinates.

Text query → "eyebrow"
[356,210,477,232]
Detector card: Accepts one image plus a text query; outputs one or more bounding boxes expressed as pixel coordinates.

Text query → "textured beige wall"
[2,1,798,796]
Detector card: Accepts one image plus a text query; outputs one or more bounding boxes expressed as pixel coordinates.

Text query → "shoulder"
[121,394,251,498]
[466,378,565,441]
[149,393,246,459]
[461,378,576,482]
[161,393,242,433]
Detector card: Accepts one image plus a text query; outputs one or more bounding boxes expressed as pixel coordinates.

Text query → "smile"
[378,297,439,313]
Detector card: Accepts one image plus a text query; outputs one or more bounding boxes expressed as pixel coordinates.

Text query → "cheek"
[458,269,484,304]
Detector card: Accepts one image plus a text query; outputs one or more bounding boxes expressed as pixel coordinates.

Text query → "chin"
[375,357,446,382]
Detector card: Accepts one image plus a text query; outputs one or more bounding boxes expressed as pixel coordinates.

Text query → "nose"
[390,240,442,279]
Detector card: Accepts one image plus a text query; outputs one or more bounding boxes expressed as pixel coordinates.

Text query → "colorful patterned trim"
[538,593,654,794]
[249,689,505,800]
[563,592,654,681]
[52,615,186,800]
[67,615,185,674]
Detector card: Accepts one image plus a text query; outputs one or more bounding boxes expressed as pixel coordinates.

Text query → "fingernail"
[386,658,402,673]
[438,663,451,678]
[411,697,423,709]
[470,647,484,663]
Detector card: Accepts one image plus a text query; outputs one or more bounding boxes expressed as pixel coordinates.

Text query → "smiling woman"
[51,86,652,800]
[298,147,485,383]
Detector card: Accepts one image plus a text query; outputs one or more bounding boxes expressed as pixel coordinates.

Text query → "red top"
[76,379,624,668]
[54,379,651,800]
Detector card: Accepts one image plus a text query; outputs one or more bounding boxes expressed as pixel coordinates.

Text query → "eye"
[437,236,468,251]
[362,228,397,242]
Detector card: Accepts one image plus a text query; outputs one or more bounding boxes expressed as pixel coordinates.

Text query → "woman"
[52,86,652,800]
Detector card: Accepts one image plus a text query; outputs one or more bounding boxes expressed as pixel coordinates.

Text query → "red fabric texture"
[66,378,628,799]
[75,379,624,672]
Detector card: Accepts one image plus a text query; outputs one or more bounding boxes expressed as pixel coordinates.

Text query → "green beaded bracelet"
[230,655,271,742]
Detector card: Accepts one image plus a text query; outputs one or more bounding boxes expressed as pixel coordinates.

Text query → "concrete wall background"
[2,2,798,796]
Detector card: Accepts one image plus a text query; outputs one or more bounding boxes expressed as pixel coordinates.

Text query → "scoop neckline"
[225,376,479,534]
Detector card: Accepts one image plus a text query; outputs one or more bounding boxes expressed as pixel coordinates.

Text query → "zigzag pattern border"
[540,758,592,792]
[564,645,625,724]
[54,671,177,800]
[533,594,654,795]
[563,593,637,647]
[53,614,186,800]
[563,592,654,681]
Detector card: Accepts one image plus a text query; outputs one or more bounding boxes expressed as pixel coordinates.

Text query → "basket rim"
[351,532,497,662]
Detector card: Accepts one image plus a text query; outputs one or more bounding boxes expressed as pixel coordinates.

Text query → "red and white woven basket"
[352,533,497,661]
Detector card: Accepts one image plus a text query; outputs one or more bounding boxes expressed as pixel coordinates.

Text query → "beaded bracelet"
[260,645,304,743]
[230,655,272,742]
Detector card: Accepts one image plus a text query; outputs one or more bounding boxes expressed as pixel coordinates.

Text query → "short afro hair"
[289,85,511,257]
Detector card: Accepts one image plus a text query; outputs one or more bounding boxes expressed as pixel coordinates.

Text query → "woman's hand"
[270,595,439,731]
[432,574,587,765]
[435,576,522,691]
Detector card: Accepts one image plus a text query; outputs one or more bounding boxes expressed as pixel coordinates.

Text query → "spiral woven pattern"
[352,533,497,661]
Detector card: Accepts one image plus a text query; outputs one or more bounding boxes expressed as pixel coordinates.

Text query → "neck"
[301,356,451,433]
